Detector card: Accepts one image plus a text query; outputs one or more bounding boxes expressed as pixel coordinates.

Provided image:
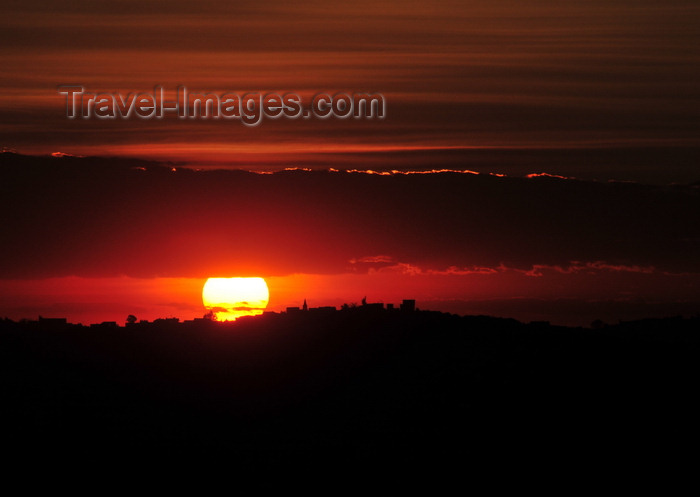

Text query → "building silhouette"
[400,299,416,312]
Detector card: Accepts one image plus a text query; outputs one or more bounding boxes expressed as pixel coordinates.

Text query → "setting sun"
[202,277,270,321]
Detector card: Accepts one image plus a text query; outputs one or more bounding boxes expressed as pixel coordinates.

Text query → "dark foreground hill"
[2,310,699,475]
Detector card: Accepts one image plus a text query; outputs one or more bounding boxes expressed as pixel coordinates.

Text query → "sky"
[1,1,699,325]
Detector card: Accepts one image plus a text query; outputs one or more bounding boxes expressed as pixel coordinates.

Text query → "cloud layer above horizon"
[2,153,698,280]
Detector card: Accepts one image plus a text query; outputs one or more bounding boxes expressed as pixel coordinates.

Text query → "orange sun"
[202,277,270,321]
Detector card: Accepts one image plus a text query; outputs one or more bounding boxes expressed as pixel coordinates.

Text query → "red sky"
[1,1,699,325]
[1,156,698,326]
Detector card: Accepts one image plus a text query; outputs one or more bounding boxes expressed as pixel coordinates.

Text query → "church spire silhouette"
[303,298,308,311]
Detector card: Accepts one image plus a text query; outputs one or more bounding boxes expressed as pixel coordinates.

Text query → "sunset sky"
[1,1,699,325]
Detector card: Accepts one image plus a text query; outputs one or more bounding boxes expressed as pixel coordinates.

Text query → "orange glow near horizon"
[0,271,697,328]
[202,277,270,321]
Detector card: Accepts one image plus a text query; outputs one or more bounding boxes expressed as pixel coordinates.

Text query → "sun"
[202,277,270,321]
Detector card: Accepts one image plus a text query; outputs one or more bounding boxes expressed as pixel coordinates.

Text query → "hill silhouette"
[2,309,699,472]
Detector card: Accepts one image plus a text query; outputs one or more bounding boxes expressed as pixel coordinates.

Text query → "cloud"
[1,1,699,183]
[523,262,658,277]
[51,151,83,158]
[366,261,664,278]
[525,173,573,180]
[372,263,501,276]
[349,255,395,264]
[1,153,699,279]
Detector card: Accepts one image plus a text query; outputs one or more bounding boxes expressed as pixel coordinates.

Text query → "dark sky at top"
[0,1,698,182]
